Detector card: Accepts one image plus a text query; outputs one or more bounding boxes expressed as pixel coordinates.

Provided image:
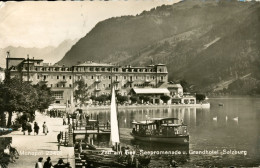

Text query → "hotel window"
[152,76,155,80]
[37,75,40,79]
[91,76,94,79]
[78,76,81,80]
[35,68,38,71]
[62,84,65,87]
[51,84,53,87]
[109,84,111,88]
[69,84,72,88]
[90,68,93,71]
[52,91,63,99]
[69,76,72,79]
[124,76,126,80]
[57,84,59,87]
[109,76,111,79]
[57,76,59,79]
[103,84,106,88]
[136,76,138,79]
[101,68,105,71]
[161,76,163,80]
[63,76,65,79]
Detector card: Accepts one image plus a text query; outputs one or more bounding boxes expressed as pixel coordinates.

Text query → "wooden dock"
[74,129,110,135]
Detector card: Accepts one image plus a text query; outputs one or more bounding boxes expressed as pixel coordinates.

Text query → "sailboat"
[109,86,120,151]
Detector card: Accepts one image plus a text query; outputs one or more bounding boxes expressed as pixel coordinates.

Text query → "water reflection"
[83,98,260,167]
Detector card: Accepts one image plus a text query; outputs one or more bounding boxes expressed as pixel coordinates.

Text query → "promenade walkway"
[3,112,75,168]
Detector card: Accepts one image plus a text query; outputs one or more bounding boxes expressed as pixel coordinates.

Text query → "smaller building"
[130,88,170,104]
[167,83,183,96]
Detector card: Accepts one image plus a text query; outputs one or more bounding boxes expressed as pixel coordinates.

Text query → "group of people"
[49,109,64,118]
[35,157,72,168]
[21,121,48,136]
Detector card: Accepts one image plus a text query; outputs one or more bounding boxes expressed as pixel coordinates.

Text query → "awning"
[132,88,170,94]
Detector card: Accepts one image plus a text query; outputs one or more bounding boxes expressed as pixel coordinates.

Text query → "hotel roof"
[74,62,114,67]
[132,88,170,94]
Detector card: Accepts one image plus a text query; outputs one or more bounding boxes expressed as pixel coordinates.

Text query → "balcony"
[95,79,101,83]
[128,80,134,83]
[39,80,48,83]
[144,79,150,83]
[59,79,67,83]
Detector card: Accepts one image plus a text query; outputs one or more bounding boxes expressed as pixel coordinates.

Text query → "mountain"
[0,39,78,68]
[58,0,260,93]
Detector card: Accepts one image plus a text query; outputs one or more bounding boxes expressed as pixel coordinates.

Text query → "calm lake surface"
[86,97,260,167]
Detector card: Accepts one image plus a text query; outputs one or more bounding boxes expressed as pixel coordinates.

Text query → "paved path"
[3,112,75,168]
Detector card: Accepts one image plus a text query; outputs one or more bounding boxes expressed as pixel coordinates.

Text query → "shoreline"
[65,103,210,111]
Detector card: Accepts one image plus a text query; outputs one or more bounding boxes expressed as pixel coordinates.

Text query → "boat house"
[130,88,170,104]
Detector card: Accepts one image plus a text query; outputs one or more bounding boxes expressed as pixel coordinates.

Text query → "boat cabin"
[132,118,188,137]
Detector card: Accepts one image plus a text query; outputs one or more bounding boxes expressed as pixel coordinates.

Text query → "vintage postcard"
[0,0,259,167]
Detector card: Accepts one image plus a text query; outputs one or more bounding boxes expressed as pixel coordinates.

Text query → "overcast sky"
[0,1,179,49]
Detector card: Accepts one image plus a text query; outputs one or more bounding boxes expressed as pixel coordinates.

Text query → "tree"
[74,79,89,107]
[34,84,55,112]
[130,96,139,104]
[0,78,54,127]
[116,94,128,104]
[95,95,110,103]
[160,95,171,103]
[139,95,150,103]
[196,94,206,102]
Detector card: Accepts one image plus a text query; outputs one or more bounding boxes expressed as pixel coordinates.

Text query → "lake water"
[86,97,260,167]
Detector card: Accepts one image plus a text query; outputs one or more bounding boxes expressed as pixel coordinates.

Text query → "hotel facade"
[6,57,169,105]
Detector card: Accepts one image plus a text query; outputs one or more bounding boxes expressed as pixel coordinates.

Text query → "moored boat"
[131,118,189,144]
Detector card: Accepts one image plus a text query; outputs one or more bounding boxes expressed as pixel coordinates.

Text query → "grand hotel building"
[7,57,168,105]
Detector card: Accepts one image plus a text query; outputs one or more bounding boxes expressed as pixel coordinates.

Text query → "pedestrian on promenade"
[35,157,43,168]
[57,133,61,143]
[27,122,32,135]
[34,122,40,135]
[78,140,82,153]
[42,122,48,135]
[43,157,53,168]
[54,158,65,168]
[63,115,66,125]
[21,121,27,135]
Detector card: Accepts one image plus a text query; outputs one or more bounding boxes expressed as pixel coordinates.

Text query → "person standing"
[34,122,40,135]
[43,157,53,168]
[57,133,61,143]
[27,122,32,135]
[42,122,48,135]
[21,121,27,135]
[63,115,66,125]
[35,157,43,168]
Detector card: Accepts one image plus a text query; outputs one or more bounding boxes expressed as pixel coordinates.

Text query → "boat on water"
[219,103,224,106]
[131,118,189,144]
